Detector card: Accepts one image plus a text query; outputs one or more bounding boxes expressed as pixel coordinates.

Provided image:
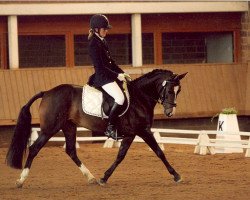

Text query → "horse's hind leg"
[16,133,51,188]
[139,129,181,183]
[62,121,97,184]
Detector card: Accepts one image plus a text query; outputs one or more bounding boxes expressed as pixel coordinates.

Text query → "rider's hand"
[118,73,126,81]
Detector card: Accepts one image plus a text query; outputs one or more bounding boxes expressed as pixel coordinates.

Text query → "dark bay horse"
[6,69,187,188]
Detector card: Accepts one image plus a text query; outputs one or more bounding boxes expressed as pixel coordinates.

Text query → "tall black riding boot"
[105,103,123,140]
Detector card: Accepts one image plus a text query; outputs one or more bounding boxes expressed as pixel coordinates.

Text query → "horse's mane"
[132,69,173,88]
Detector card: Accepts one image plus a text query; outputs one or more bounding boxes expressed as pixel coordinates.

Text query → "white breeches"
[102,81,125,105]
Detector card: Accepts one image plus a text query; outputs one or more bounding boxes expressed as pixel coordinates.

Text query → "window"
[19,35,66,68]
[105,34,132,65]
[74,34,91,66]
[206,33,233,63]
[142,33,154,64]
[162,32,206,64]
[162,32,233,64]
[74,34,132,66]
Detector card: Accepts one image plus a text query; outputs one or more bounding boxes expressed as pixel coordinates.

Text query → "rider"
[88,14,128,140]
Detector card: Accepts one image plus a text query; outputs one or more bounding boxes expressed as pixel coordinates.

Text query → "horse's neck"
[132,78,159,101]
[129,80,158,107]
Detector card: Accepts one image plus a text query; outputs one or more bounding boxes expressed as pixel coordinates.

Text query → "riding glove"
[118,73,132,81]
[118,73,126,81]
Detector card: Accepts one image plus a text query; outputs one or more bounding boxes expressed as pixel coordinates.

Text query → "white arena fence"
[29,127,250,157]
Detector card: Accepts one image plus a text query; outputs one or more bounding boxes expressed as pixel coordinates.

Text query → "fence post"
[103,139,121,148]
[245,137,250,157]
[194,131,214,155]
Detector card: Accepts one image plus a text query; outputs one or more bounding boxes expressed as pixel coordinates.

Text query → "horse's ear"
[174,72,188,81]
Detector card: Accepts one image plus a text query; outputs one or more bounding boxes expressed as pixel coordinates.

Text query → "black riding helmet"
[90,14,112,29]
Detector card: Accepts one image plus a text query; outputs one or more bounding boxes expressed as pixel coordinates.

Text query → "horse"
[6,69,187,188]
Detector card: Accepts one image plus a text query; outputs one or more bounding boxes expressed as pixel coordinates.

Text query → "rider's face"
[99,28,108,38]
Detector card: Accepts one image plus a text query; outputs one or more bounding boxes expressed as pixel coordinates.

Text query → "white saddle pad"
[82,84,130,118]
[82,84,108,118]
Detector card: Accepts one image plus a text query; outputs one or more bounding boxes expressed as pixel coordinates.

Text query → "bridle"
[158,80,180,108]
[138,78,180,108]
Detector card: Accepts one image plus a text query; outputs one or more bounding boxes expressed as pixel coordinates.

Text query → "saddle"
[82,82,130,119]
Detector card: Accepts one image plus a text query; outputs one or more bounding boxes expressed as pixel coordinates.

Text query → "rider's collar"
[95,33,104,41]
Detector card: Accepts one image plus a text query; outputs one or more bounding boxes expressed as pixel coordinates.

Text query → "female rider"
[88,14,129,140]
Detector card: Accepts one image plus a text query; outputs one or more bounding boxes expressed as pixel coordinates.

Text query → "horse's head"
[157,71,188,117]
[132,69,187,117]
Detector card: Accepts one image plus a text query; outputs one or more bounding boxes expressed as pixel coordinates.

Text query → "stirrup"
[105,130,123,141]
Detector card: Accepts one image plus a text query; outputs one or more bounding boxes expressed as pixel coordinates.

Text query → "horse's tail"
[6,91,45,169]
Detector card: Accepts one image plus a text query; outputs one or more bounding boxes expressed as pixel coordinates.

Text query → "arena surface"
[1,141,250,200]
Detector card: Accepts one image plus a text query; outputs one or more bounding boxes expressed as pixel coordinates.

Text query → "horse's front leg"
[99,135,135,185]
[139,129,181,183]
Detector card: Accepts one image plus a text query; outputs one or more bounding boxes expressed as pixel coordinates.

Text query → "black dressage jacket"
[88,34,124,87]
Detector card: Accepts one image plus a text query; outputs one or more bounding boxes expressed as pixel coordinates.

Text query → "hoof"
[98,178,106,186]
[15,180,23,188]
[88,178,98,185]
[174,174,182,183]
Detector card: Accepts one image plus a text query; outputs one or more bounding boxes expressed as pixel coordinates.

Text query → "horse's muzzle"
[164,107,176,117]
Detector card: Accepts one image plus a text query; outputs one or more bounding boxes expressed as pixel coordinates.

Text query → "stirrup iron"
[105,129,123,141]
